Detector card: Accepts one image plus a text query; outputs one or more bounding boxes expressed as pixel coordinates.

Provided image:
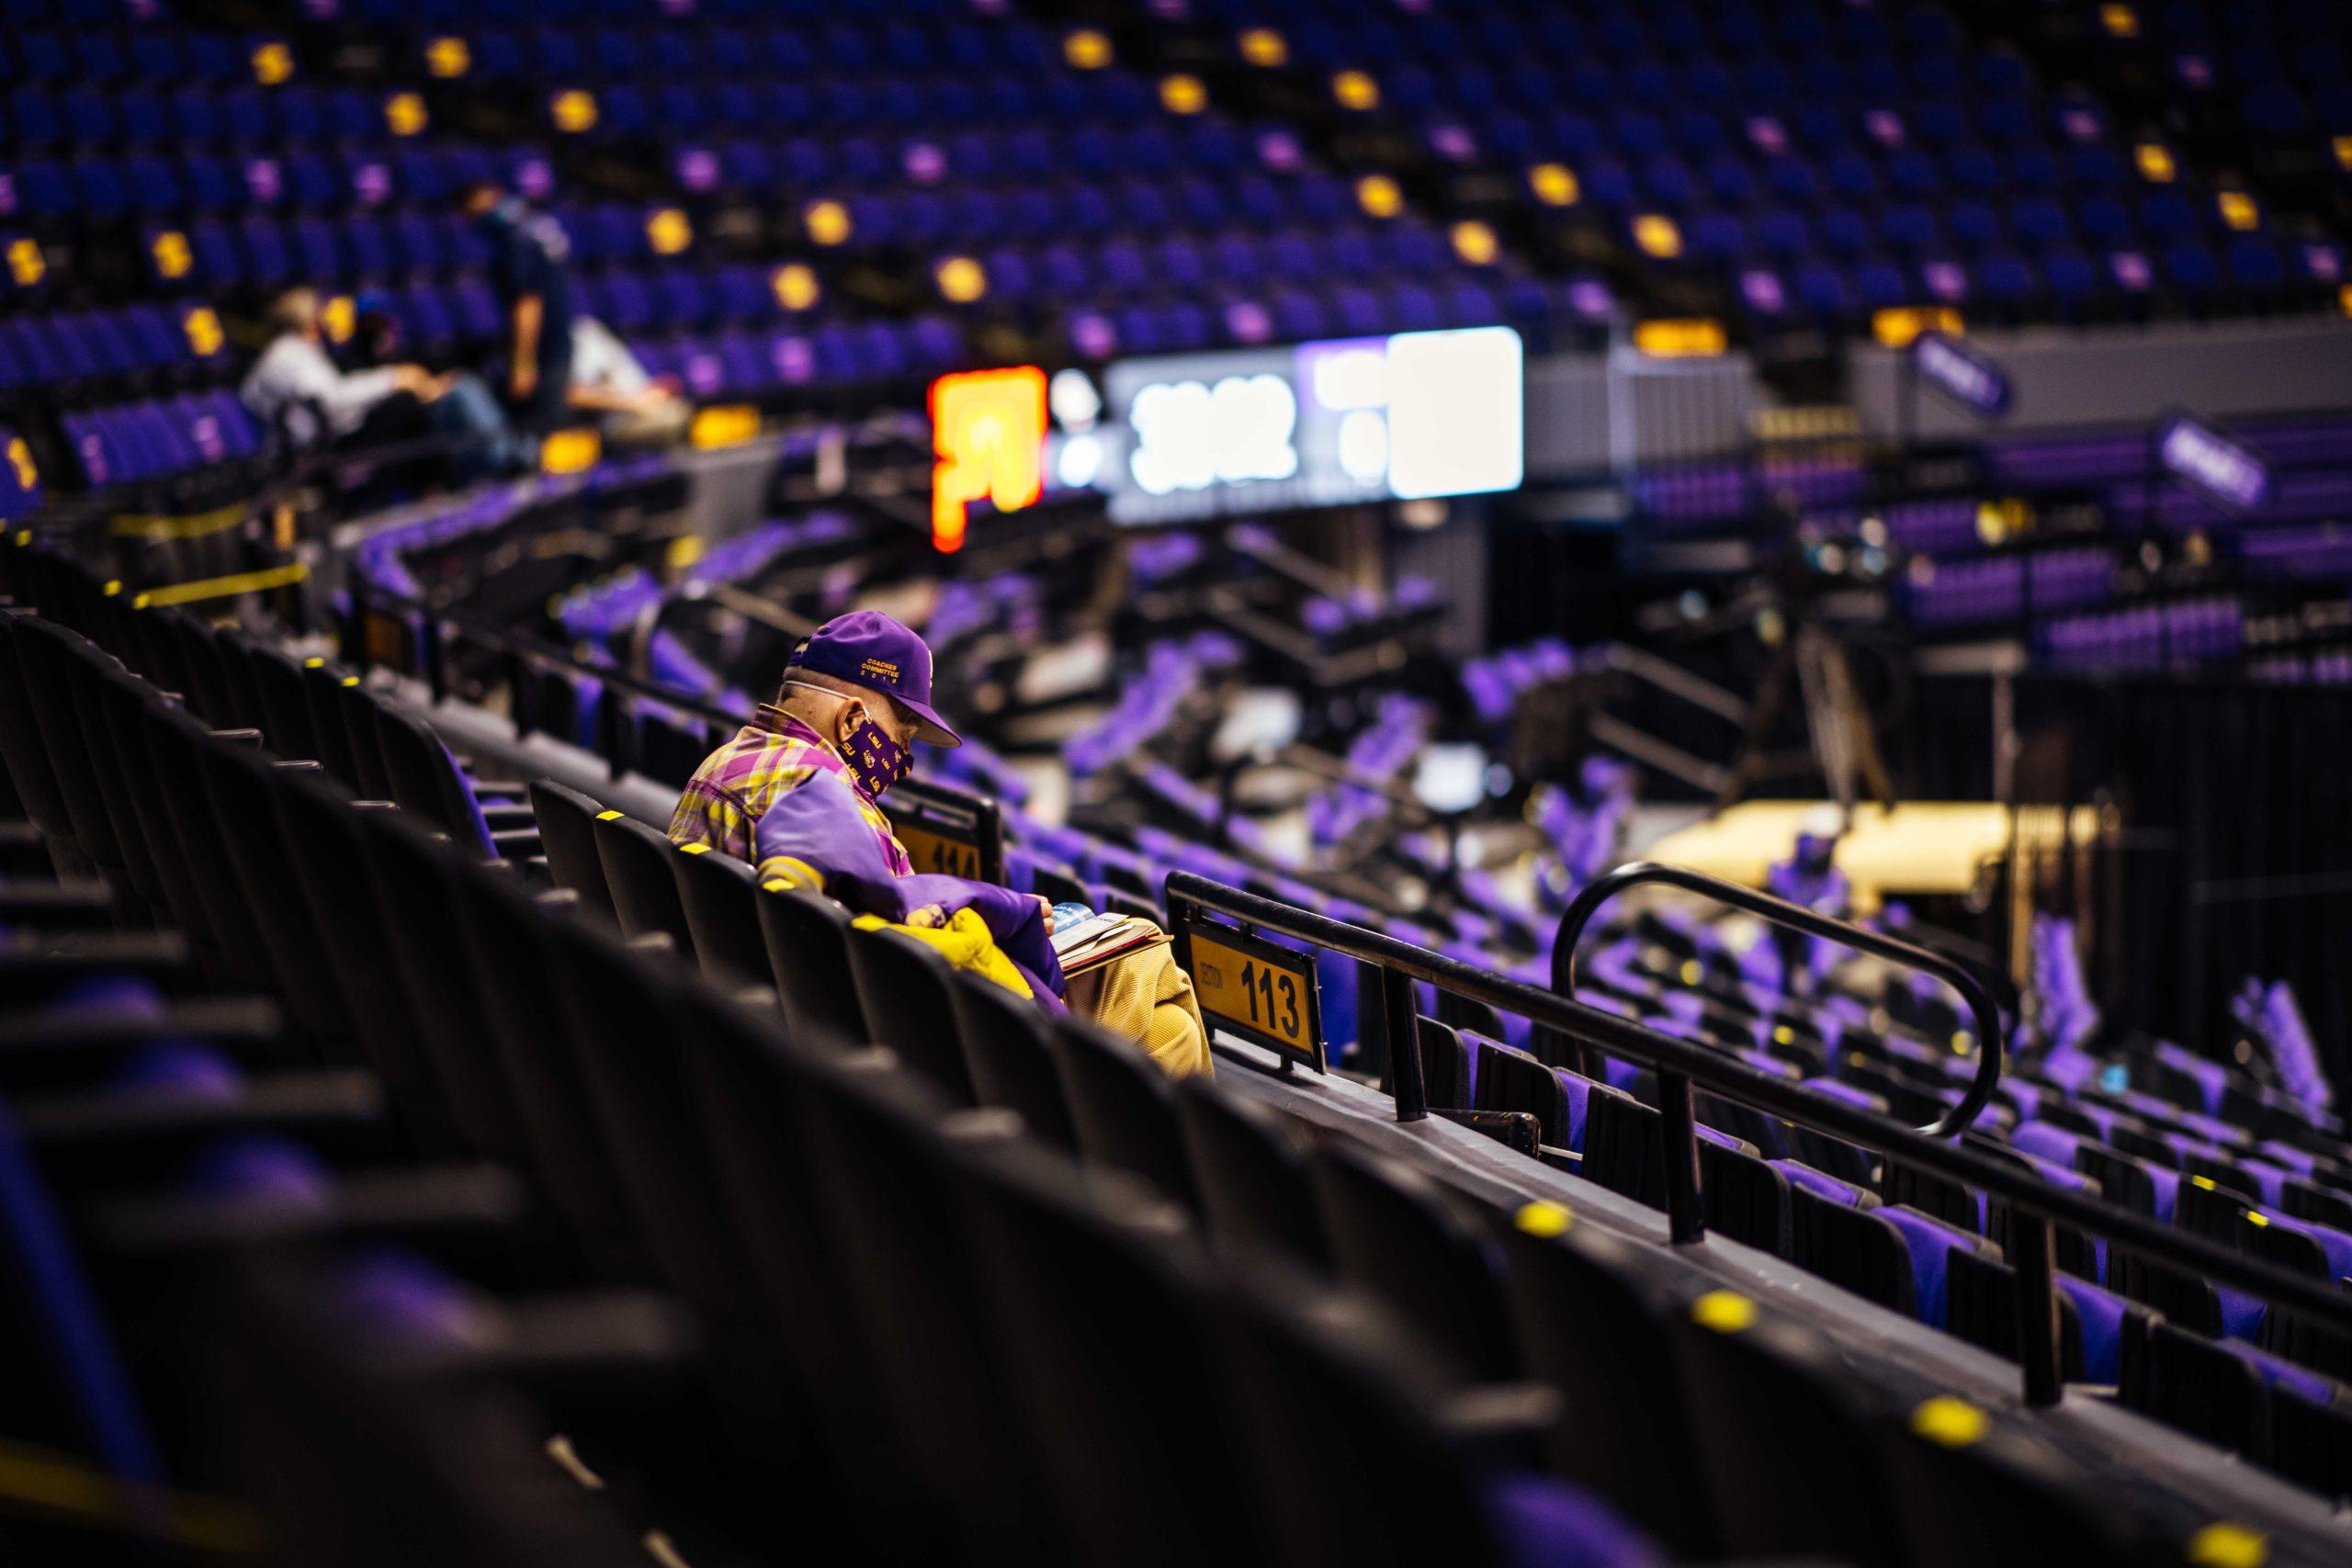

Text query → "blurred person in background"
[566,317,691,447]
[241,287,525,481]
[463,181,578,435]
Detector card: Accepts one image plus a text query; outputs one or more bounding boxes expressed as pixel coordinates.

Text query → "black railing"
[1553,861,2007,1140]
[1162,869,2352,1408]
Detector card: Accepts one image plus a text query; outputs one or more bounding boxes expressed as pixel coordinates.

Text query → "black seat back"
[146,709,286,998]
[374,699,483,847]
[1054,1016,1194,1209]
[842,920,973,1103]
[791,1052,1049,1561]
[0,611,87,874]
[14,619,132,891]
[539,911,752,1320]
[245,640,319,760]
[591,809,697,961]
[1496,1201,1715,1553]
[670,841,769,985]
[1175,1076,1327,1269]
[1668,1284,1905,1562]
[662,983,904,1525]
[755,881,870,1043]
[299,660,363,788]
[1469,1035,1570,1144]
[335,678,398,801]
[446,862,646,1278]
[949,966,1078,1151]
[1309,1141,1515,1385]
[1878,1393,2147,1568]
[955,1134,1259,1568]
[265,761,438,1113]
[357,808,531,1162]
[527,779,619,919]
[1210,1269,1520,1568]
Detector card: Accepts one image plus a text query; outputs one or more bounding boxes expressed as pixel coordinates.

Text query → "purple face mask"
[837,704,912,800]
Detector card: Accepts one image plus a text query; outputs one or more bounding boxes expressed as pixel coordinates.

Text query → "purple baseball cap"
[786,610,962,747]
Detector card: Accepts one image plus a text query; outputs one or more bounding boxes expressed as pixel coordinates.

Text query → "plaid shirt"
[667,705,914,875]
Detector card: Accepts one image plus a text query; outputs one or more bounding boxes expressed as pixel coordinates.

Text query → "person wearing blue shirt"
[463,182,578,435]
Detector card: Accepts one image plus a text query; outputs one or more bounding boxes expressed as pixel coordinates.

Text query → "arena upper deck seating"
[1140,0,2348,331]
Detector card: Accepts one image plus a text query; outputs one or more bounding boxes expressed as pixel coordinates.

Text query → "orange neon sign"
[928,367,1046,553]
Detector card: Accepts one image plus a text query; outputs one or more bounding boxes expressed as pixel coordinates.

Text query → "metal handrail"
[1551,861,2006,1140]
[1163,869,2352,1408]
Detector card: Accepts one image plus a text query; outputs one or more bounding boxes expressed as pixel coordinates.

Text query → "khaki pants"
[1063,941,1213,1078]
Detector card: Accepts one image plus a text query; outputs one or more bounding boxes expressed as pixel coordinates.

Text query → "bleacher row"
[1156,0,2349,326]
[328,481,2352,1523]
[6,528,2350,1562]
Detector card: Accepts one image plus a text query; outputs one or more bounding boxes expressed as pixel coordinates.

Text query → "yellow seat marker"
[1514,1201,1573,1238]
[1910,1395,1987,1448]
[1691,1291,1757,1334]
[2187,1522,2267,1568]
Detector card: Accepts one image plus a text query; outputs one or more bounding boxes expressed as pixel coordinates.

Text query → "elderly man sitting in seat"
[668,612,1210,1077]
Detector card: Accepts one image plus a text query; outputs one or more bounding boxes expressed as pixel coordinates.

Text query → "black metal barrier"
[1553,861,2007,1141]
[1162,868,2352,1409]
[344,574,1006,884]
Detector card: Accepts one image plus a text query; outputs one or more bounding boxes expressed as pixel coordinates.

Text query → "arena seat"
[590,807,697,961]
[1053,1011,1198,1212]
[1311,1140,1519,1387]
[842,919,975,1104]
[1174,1074,1329,1269]
[526,778,621,921]
[948,964,1080,1155]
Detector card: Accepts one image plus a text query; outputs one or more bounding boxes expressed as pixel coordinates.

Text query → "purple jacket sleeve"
[754,770,1066,998]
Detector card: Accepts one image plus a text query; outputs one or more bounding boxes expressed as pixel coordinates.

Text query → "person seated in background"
[566,317,690,447]
[240,288,526,481]
[669,612,1211,1077]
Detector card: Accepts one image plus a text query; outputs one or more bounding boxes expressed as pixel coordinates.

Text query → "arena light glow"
[251,41,293,85]
[770,264,820,311]
[1332,70,1380,111]
[1450,220,1498,265]
[1634,318,1729,358]
[550,90,598,133]
[930,367,1047,554]
[6,239,45,288]
[689,405,761,451]
[425,37,470,78]
[539,427,602,476]
[1354,175,1403,220]
[646,209,694,255]
[804,200,853,247]
[1633,214,1682,259]
[384,92,428,137]
[151,231,191,280]
[934,256,988,304]
[1528,163,1579,207]
[1238,28,1288,67]
[182,308,224,357]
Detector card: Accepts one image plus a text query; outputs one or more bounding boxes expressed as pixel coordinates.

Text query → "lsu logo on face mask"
[929,367,1046,554]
